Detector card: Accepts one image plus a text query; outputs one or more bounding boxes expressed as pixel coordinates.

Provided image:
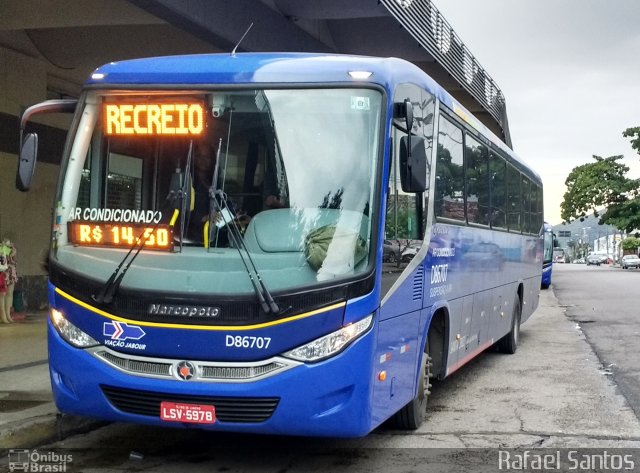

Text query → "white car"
[621,254,640,269]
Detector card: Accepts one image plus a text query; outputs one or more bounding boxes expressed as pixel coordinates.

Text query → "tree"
[623,127,640,155]
[319,188,344,210]
[621,236,640,253]
[560,155,640,233]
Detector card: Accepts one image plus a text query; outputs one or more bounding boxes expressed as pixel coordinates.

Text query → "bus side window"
[530,184,538,234]
[435,115,464,221]
[489,151,507,229]
[465,134,489,226]
[521,175,531,234]
[506,165,521,233]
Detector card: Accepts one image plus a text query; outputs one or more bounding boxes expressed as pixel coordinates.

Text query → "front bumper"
[48,318,376,437]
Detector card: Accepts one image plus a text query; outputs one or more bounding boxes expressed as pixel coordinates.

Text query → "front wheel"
[496,294,521,354]
[392,341,432,430]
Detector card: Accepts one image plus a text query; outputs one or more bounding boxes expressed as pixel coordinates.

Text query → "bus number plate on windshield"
[160,401,216,424]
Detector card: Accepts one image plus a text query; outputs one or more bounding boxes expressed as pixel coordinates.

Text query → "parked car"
[383,240,401,263]
[586,254,602,266]
[621,254,640,269]
[401,241,422,262]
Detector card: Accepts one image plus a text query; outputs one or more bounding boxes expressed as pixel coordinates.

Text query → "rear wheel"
[497,294,521,354]
[392,340,432,429]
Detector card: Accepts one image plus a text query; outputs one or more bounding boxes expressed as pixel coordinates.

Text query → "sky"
[431,0,640,224]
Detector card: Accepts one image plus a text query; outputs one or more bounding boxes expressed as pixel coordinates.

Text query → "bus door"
[374,83,434,418]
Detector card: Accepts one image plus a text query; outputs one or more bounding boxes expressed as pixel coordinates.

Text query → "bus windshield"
[52,88,382,296]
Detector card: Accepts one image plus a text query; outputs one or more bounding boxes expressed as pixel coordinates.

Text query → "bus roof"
[88,53,539,184]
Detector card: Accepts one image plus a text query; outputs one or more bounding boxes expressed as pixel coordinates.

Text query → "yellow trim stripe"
[54,287,346,331]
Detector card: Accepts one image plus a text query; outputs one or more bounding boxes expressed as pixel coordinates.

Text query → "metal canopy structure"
[130,0,512,147]
[0,0,511,145]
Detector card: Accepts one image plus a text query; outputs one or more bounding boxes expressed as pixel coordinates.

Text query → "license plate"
[160,401,216,424]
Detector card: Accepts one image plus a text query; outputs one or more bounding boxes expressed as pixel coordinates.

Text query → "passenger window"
[489,152,506,229]
[465,134,489,225]
[435,116,464,221]
[530,184,538,234]
[506,165,521,232]
[521,176,530,234]
[536,185,544,233]
[77,153,92,209]
[106,152,143,210]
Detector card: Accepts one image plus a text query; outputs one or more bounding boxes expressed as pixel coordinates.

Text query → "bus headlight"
[50,308,99,348]
[283,314,373,362]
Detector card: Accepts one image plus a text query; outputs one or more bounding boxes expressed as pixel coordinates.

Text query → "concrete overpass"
[0,0,511,308]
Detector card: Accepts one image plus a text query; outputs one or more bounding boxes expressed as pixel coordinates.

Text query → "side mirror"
[16,133,38,192]
[15,99,77,192]
[404,99,414,132]
[400,135,428,193]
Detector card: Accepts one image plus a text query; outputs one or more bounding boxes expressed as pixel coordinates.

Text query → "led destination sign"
[105,103,204,136]
[68,221,173,251]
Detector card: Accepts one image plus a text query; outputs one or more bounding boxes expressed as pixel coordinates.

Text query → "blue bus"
[17,53,543,437]
[541,222,554,289]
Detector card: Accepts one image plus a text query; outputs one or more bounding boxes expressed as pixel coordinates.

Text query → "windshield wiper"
[91,190,179,304]
[207,135,279,314]
[93,142,194,305]
[212,189,279,314]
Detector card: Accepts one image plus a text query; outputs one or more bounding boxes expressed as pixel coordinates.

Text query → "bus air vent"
[413,266,424,301]
[101,385,280,423]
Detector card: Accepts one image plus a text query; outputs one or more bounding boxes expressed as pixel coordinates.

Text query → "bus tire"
[497,294,521,354]
[392,340,432,430]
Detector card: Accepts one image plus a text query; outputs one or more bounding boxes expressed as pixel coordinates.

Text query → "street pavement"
[1,279,640,466]
[0,312,99,452]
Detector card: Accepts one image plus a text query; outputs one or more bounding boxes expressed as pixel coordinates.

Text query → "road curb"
[0,408,106,455]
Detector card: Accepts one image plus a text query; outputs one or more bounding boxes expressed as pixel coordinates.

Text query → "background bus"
[17,53,542,437]
[541,222,554,289]
[553,247,566,263]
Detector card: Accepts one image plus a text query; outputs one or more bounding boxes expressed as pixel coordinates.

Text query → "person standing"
[0,239,16,323]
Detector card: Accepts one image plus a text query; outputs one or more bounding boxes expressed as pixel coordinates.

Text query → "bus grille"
[99,351,173,377]
[101,385,280,423]
[93,349,296,382]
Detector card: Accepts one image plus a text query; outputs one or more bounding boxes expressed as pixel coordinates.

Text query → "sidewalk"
[0,312,100,452]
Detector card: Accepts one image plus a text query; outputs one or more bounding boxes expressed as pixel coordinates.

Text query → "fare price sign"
[68,221,173,251]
